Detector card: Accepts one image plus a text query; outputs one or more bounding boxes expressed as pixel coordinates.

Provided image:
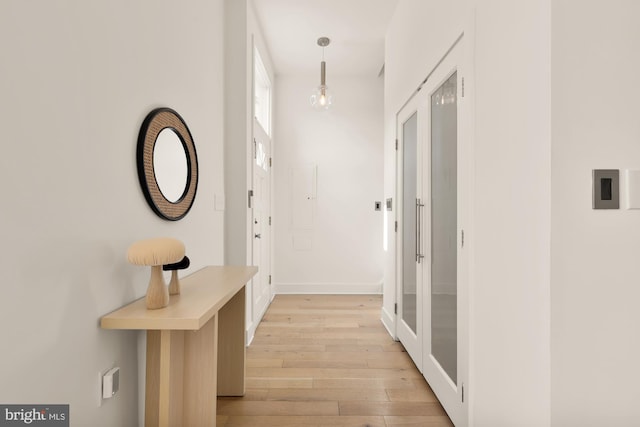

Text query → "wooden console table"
[101,266,257,427]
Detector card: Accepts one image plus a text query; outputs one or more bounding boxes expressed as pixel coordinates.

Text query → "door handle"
[255,233,261,239]
[416,198,425,264]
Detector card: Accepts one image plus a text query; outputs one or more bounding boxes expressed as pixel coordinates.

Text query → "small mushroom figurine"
[127,237,185,310]
[163,256,190,295]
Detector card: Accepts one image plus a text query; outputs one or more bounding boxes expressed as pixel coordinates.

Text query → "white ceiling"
[251,0,399,77]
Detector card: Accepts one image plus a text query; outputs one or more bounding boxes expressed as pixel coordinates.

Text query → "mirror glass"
[153,128,188,203]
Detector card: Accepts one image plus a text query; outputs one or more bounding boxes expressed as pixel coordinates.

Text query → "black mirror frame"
[136,108,199,221]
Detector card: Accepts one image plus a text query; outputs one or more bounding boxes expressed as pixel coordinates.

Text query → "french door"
[396,38,468,426]
[396,94,424,370]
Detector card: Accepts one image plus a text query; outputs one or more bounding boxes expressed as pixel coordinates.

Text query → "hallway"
[217,295,453,426]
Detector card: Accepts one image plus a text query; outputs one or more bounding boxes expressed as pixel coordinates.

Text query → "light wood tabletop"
[101,265,258,331]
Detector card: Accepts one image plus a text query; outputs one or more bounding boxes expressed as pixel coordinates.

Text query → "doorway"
[248,44,274,341]
[251,117,272,328]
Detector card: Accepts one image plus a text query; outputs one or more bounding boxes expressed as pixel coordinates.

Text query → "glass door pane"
[402,112,418,333]
[431,72,457,384]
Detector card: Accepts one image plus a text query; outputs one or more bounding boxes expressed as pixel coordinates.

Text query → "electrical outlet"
[103,367,120,399]
[98,366,119,407]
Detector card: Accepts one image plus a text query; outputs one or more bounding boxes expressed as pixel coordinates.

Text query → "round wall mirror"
[136,108,198,221]
[153,128,188,203]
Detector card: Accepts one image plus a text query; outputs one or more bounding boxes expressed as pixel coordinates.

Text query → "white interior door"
[421,39,468,426]
[396,95,424,371]
[252,118,272,325]
[396,37,469,426]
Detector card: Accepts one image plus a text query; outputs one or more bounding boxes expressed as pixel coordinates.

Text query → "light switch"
[592,169,619,209]
[626,170,640,209]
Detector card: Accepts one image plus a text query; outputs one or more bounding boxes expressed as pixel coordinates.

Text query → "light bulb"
[310,84,332,110]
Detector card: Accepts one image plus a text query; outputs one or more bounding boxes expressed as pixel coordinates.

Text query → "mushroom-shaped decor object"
[127,238,185,309]
[163,256,190,295]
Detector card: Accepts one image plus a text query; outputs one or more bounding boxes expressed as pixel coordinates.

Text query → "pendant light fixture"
[310,37,333,110]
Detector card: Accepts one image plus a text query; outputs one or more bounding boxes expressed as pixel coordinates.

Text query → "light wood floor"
[217,294,453,427]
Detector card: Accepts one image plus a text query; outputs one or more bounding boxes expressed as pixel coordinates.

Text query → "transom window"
[254,47,271,136]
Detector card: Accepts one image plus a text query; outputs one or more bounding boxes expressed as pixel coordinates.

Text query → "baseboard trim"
[246,293,273,346]
[381,305,396,340]
[245,321,254,346]
[274,282,383,295]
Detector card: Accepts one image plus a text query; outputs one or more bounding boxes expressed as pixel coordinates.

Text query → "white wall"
[0,1,224,426]
[551,1,640,425]
[224,0,251,267]
[472,1,551,424]
[273,75,384,293]
[385,1,551,425]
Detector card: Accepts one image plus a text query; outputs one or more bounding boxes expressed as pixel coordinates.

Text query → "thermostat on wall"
[592,169,619,209]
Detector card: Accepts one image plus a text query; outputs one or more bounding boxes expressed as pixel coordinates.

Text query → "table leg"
[183,314,218,426]
[143,285,245,426]
[145,330,184,427]
[217,286,246,396]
